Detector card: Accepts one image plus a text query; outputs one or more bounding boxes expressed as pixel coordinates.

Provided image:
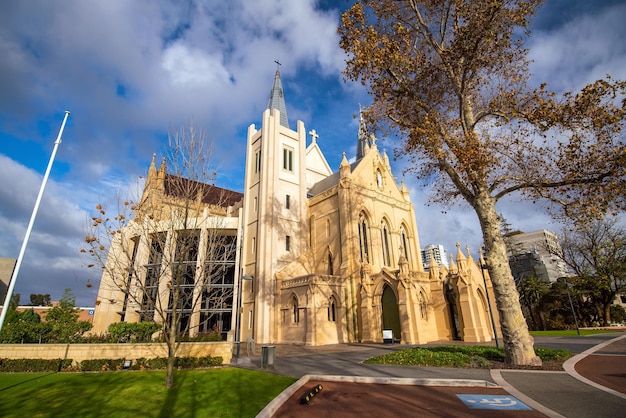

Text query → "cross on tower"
[274,60,281,69]
[309,129,319,143]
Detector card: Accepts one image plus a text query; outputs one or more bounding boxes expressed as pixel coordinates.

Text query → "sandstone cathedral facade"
[92,69,501,347]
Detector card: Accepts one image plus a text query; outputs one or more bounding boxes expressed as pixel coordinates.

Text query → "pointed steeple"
[356,105,371,160]
[267,62,290,129]
[456,242,467,272]
[449,253,457,274]
[148,153,157,179]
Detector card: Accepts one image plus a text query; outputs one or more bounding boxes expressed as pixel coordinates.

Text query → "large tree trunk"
[166,337,175,388]
[474,195,541,366]
[165,292,178,388]
[603,302,612,326]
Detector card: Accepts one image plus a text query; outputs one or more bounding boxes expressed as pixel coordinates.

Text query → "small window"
[283,148,293,171]
[254,197,258,213]
[286,235,291,251]
[286,194,290,209]
[251,237,256,254]
[254,151,261,173]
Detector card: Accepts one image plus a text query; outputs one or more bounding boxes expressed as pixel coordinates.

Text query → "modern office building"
[506,230,569,283]
[421,244,449,271]
[0,258,16,303]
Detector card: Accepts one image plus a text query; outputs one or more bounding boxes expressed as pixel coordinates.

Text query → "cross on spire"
[274,60,281,70]
[309,129,319,143]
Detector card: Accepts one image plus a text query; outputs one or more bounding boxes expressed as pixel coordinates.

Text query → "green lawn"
[530,329,625,337]
[0,367,296,418]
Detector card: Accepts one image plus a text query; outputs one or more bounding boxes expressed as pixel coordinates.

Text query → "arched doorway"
[381,285,401,341]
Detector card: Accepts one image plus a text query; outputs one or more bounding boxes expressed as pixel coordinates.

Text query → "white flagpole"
[0,111,70,333]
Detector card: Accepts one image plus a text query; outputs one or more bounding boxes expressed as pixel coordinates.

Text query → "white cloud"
[162,43,231,87]
[1,0,624,305]
[0,153,111,305]
[529,2,626,91]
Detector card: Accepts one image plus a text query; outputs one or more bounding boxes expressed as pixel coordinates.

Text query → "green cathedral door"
[381,285,401,341]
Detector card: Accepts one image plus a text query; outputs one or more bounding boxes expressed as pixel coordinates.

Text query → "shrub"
[107,322,160,343]
[133,356,223,370]
[0,358,72,372]
[80,358,125,372]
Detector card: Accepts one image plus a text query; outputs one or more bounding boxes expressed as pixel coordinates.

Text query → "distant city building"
[614,294,626,320]
[421,244,449,271]
[0,302,96,323]
[0,258,17,303]
[505,230,569,283]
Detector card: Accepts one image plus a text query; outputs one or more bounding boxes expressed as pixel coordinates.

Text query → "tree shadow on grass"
[157,371,188,418]
[0,372,57,393]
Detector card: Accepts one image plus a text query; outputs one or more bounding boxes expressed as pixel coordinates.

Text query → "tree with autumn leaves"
[339,0,625,365]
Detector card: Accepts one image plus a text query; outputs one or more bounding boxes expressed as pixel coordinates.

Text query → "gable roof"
[164,174,243,207]
[308,159,360,197]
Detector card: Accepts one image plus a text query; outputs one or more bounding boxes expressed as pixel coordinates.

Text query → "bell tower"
[241,65,308,344]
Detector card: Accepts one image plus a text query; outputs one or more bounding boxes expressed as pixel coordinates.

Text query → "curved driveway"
[235,333,626,418]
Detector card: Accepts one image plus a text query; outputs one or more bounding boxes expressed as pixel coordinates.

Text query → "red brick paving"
[272,380,547,418]
[575,354,626,395]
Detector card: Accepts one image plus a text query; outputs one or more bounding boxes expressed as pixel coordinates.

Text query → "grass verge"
[364,345,571,370]
[0,367,296,418]
[530,329,624,337]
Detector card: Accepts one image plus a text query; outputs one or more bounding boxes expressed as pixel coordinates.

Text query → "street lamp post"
[479,250,500,349]
[563,277,580,336]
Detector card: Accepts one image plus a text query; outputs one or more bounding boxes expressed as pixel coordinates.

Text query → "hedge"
[0,358,73,373]
[80,355,222,371]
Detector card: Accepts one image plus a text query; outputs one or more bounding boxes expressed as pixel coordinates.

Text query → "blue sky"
[1,0,625,307]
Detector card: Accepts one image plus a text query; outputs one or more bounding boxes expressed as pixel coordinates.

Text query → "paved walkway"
[231,333,626,417]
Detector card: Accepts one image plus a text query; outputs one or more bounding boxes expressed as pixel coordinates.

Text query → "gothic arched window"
[292,296,299,323]
[381,220,391,267]
[328,296,337,322]
[400,224,409,261]
[327,249,334,275]
[419,292,428,320]
[358,213,370,263]
[376,169,383,188]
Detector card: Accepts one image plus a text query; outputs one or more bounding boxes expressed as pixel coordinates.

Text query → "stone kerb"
[0,341,232,366]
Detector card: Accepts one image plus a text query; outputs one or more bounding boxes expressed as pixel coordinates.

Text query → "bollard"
[261,345,275,369]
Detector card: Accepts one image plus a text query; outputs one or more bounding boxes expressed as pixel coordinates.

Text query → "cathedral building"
[92,69,501,347]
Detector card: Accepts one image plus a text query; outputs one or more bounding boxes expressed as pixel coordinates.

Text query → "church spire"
[267,61,290,129]
[356,105,371,160]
